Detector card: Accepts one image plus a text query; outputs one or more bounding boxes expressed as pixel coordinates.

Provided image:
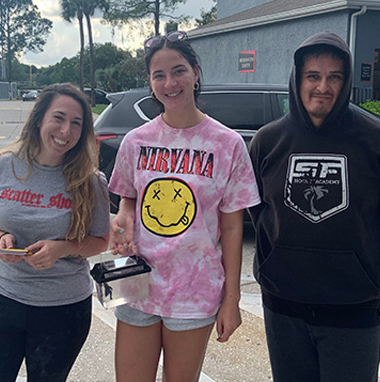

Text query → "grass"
[92,104,108,115]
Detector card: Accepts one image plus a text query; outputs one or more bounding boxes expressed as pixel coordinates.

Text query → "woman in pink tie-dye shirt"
[109,31,261,382]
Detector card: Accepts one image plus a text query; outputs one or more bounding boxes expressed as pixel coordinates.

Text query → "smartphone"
[0,248,32,256]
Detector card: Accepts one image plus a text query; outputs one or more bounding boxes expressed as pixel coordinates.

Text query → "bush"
[359,100,380,116]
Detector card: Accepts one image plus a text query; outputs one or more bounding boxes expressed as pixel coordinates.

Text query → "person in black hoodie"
[249,31,380,382]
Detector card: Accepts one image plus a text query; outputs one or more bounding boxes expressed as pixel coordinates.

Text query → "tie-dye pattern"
[109,115,261,318]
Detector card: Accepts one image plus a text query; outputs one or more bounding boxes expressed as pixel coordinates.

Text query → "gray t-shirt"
[0,153,110,306]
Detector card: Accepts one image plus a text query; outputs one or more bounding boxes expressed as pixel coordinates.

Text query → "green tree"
[82,0,109,106]
[90,44,145,91]
[0,0,52,82]
[104,0,187,36]
[34,42,146,93]
[195,0,217,26]
[82,42,127,87]
[10,56,32,82]
[60,0,85,90]
[60,0,109,105]
[89,42,127,70]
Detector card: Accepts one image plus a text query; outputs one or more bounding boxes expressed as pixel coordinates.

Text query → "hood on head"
[289,31,352,130]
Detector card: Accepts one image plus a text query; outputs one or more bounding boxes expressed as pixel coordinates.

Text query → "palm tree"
[60,0,85,91]
[303,186,329,216]
[82,0,109,106]
[60,0,109,105]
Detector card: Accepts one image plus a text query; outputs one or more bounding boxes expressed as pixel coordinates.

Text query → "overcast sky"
[21,0,214,68]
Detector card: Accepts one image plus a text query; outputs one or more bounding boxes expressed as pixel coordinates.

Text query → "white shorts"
[115,304,217,331]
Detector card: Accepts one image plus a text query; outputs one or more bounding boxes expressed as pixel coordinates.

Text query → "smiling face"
[141,178,197,237]
[149,48,199,115]
[36,95,83,166]
[300,53,345,127]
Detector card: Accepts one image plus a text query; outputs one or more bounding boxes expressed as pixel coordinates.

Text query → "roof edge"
[188,1,380,39]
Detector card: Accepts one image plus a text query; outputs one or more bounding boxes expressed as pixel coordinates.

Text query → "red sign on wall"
[239,50,256,73]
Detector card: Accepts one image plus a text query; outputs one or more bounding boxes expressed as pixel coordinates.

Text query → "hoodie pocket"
[257,245,379,304]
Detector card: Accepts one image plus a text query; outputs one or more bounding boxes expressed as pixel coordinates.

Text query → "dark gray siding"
[191,11,350,85]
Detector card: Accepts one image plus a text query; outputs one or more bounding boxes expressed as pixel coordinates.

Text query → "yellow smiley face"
[141,178,197,237]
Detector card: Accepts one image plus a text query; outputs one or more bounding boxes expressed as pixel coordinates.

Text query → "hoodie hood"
[289,31,352,131]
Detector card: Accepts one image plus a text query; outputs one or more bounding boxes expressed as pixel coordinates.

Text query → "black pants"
[0,294,92,382]
[264,306,380,382]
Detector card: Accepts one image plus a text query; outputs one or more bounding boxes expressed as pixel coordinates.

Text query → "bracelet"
[0,232,10,240]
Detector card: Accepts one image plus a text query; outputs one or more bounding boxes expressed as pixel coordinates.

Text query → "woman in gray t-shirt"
[0,83,110,382]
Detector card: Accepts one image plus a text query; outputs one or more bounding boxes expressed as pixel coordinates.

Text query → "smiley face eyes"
[173,188,182,200]
[152,188,182,201]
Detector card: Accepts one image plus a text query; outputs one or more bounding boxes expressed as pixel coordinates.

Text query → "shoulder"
[127,118,158,137]
[92,171,108,188]
[0,152,16,171]
[256,115,288,138]
[0,152,13,163]
[249,115,288,150]
[205,115,246,143]
[349,107,380,132]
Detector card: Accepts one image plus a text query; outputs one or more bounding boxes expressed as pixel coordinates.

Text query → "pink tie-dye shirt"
[109,115,261,319]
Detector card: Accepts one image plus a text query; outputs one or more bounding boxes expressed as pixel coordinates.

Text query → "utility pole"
[0,7,5,81]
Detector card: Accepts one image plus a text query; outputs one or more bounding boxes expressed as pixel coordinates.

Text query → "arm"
[216,209,244,343]
[110,197,136,255]
[24,233,109,270]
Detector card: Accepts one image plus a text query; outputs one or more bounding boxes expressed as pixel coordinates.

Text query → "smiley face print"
[141,178,197,237]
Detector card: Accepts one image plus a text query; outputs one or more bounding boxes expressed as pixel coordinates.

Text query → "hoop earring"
[193,82,200,91]
[151,91,157,100]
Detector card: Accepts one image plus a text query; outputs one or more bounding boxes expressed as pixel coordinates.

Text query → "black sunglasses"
[144,31,188,51]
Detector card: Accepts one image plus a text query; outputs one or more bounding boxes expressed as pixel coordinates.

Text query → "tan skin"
[0,95,109,268]
[110,47,244,382]
[300,54,344,127]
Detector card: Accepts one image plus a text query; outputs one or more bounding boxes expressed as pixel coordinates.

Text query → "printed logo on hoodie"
[284,154,348,223]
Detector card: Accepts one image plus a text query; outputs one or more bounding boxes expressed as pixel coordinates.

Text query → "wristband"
[0,232,10,240]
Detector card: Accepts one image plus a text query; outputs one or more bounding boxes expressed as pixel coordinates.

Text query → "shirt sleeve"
[219,135,261,213]
[108,133,137,199]
[89,172,111,237]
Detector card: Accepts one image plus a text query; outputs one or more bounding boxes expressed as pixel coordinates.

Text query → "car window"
[138,98,160,120]
[198,93,266,130]
[276,94,289,115]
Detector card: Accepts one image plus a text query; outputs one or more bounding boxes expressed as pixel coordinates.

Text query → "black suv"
[95,83,289,212]
[84,88,110,105]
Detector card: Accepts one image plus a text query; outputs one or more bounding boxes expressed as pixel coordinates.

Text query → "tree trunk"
[78,12,84,91]
[6,34,12,83]
[85,12,95,107]
[154,0,160,35]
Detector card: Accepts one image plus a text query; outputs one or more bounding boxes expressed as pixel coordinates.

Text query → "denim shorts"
[115,304,216,331]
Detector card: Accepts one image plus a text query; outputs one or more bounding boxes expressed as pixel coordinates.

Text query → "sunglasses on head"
[144,31,188,51]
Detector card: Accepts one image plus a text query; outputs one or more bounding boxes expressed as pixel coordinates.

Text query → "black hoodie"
[249,32,380,307]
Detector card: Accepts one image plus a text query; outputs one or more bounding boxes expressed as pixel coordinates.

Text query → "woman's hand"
[110,197,136,256]
[0,233,22,264]
[216,298,242,342]
[24,240,76,271]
